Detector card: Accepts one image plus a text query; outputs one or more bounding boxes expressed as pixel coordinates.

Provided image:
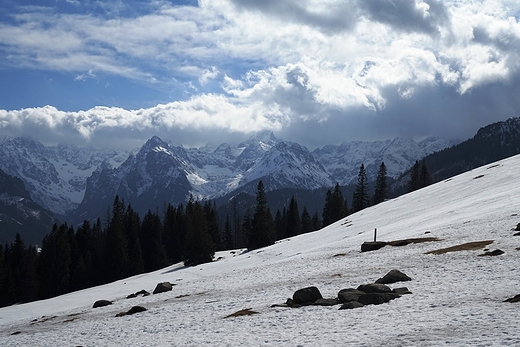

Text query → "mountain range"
[0,132,453,227]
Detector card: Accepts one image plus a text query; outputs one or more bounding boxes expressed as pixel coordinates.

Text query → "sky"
[1,0,520,149]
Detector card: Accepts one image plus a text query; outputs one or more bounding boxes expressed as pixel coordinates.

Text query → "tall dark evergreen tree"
[163,203,183,264]
[419,160,432,188]
[248,181,275,250]
[372,162,388,205]
[104,196,129,282]
[286,196,301,237]
[300,206,312,233]
[124,205,144,276]
[204,201,221,250]
[183,200,215,266]
[140,210,168,272]
[38,223,72,299]
[274,208,286,240]
[222,214,234,250]
[311,210,321,231]
[323,183,348,226]
[352,164,370,212]
[408,160,421,192]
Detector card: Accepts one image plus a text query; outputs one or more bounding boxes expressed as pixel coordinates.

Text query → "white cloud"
[1,0,520,147]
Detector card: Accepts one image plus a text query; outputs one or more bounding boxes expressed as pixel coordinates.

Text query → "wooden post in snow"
[374,228,377,242]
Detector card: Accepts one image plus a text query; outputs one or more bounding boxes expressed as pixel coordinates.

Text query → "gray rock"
[339,301,364,310]
[338,288,366,303]
[361,241,387,252]
[92,300,112,308]
[358,292,400,305]
[375,269,412,284]
[357,283,392,293]
[392,287,412,295]
[312,298,339,306]
[293,286,323,305]
[153,282,173,294]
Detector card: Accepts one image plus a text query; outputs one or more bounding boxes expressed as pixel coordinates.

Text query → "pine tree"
[311,210,321,231]
[104,196,129,282]
[274,208,286,240]
[183,200,215,266]
[38,223,71,299]
[408,160,421,192]
[140,210,168,272]
[300,206,312,233]
[372,161,388,205]
[419,160,432,188]
[323,183,348,226]
[286,195,301,237]
[204,201,221,250]
[352,164,370,212]
[222,214,234,250]
[248,181,275,250]
[124,205,144,275]
[163,203,183,264]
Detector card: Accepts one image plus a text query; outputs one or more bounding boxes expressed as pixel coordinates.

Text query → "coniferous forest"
[0,161,432,308]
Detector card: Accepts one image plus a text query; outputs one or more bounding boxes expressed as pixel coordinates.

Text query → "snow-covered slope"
[2,154,520,346]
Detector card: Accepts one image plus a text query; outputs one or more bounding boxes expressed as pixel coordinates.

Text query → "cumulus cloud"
[0,0,520,148]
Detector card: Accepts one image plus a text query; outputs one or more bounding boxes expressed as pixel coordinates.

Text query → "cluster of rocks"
[91,281,175,317]
[279,269,412,310]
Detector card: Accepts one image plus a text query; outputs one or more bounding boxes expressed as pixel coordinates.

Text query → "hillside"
[1,154,520,346]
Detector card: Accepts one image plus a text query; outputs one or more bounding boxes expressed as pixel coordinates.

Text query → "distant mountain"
[73,136,192,224]
[0,136,131,218]
[0,169,55,246]
[408,117,520,185]
[0,131,456,224]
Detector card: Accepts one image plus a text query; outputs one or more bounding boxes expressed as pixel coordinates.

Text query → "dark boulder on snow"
[337,288,365,303]
[504,294,520,303]
[153,282,173,294]
[339,301,364,310]
[392,287,413,295]
[93,300,112,308]
[312,298,339,306]
[478,249,505,256]
[292,286,323,305]
[116,305,147,317]
[357,283,392,293]
[375,269,412,284]
[127,289,151,299]
[515,223,520,231]
[361,241,387,252]
[358,292,400,305]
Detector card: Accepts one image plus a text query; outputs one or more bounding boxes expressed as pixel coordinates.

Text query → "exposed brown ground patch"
[225,308,259,318]
[387,237,441,246]
[425,240,494,255]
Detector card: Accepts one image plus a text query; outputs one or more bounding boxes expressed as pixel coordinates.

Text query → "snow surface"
[1,155,520,346]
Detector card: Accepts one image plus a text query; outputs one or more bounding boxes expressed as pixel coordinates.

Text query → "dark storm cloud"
[358,0,450,35]
[229,0,358,33]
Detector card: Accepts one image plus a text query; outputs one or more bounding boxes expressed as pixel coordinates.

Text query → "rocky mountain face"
[1,130,456,224]
[0,169,55,245]
[0,136,130,218]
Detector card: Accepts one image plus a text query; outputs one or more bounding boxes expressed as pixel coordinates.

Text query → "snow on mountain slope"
[2,154,520,346]
[0,137,130,216]
[313,136,454,184]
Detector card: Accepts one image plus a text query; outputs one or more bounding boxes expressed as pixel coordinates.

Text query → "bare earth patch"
[387,237,441,246]
[225,308,259,318]
[425,240,494,255]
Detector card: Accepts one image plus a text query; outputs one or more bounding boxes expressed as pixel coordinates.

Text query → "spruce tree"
[222,214,234,250]
[183,200,215,266]
[140,210,168,272]
[352,164,370,212]
[286,195,301,237]
[419,160,432,188]
[408,160,421,192]
[104,196,129,282]
[300,206,312,233]
[373,161,388,205]
[248,181,275,250]
[322,189,333,227]
[125,205,144,275]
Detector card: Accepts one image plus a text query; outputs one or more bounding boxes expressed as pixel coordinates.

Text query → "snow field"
[1,155,520,346]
